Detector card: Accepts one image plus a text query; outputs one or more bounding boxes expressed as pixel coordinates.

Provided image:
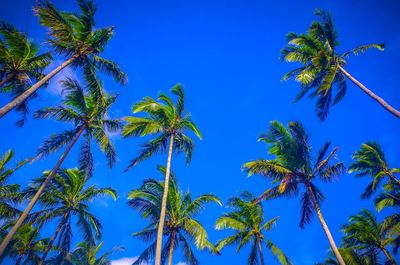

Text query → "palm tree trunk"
[338,65,400,119]
[387,171,400,186]
[167,230,176,265]
[155,134,174,265]
[306,183,346,265]
[38,212,70,265]
[0,54,79,119]
[0,72,16,88]
[257,237,265,265]
[0,125,86,258]
[382,247,397,265]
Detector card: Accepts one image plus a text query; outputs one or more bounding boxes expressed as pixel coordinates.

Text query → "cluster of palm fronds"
[0,1,399,265]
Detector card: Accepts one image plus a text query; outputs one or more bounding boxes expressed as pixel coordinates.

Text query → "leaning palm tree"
[0,78,120,257]
[0,0,127,119]
[242,120,346,265]
[24,168,116,264]
[281,9,399,120]
[342,209,398,265]
[0,21,52,125]
[349,141,400,199]
[0,149,25,220]
[128,170,219,265]
[215,192,292,265]
[122,84,202,265]
[4,224,49,265]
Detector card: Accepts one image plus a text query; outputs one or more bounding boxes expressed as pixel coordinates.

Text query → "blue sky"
[1,0,400,264]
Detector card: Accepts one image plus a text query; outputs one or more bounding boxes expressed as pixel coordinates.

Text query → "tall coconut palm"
[342,209,398,265]
[0,78,120,257]
[122,84,202,265]
[215,192,292,265]
[349,141,400,199]
[0,21,52,125]
[128,170,219,265]
[0,0,127,119]
[281,9,399,120]
[0,149,25,220]
[24,168,116,263]
[5,224,49,265]
[242,120,346,265]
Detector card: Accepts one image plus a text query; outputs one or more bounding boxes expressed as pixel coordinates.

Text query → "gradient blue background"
[1,0,400,264]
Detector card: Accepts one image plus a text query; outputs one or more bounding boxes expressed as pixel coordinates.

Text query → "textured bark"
[167,230,176,265]
[338,65,400,119]
[0,125,86,258]
[0,55,78,119]
[306,183,346,265]
[155,134,174,265]
[257,237,265,265]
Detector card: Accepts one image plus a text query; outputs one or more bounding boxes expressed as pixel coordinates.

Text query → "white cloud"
[110,257,149,265]
[45,60,77,96]
[176,262,187,265]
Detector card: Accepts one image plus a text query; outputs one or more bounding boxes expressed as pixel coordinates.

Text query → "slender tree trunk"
[338,65,400,119]
[0,125,86,258]
[257,237,265,265]
[306,183,346,265]
[0,54,79,119]
[155,134,174,265]
[387,171,400,186]
[38,212,70,265]
[0,72,16,88]
[382,247,397,265]
[167,230,176,265]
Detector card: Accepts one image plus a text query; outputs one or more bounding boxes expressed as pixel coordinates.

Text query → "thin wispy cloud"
[110,257,149,265]
[45,60,77,97]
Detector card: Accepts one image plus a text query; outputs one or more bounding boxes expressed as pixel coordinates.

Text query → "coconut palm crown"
[242,120,346,264]
[215,192,292,265]
[128,168,220,265]
[281,9,399,120]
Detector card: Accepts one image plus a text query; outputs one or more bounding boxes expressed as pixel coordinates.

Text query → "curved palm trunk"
[338,65,400,119]
[382,247,397,265]
[306,184,346,265]
[0,54,79,119]
[0,72,16,88]
[155,134,174,265]
[0,125,86,258]
[167,230,176,265]
[38,212,70,265]
[257,237,265,265]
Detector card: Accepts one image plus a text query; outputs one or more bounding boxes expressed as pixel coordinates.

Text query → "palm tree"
[342,209,398,265]
[67,241,123,265]
[5,224,49,265]
[215,192,292,265]
[0,78,120,257]
[128,170,219,265]
[0,21,52,125]
[0,149,25,220]
[24,168,116,263]
[0,0,127,119]
[349,141,400,199]
[242,120,346,265]
[374,184,400,255]
[122,84,202,265]
[281,9,399,120]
